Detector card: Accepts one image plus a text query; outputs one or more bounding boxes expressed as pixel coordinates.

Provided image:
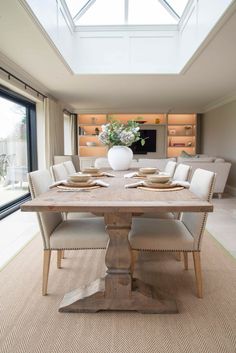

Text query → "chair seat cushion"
[50,218,108,249]
[129,218,194,251]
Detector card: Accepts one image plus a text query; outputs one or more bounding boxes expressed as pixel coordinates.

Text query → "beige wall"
[202,100,236,189]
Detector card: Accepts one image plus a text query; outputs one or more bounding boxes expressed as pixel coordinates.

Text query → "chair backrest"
[28,170,63,249]
[50,163,68,181]
[181,168,216,250]
[94,157,109,168]
[164,161,176,177]
[173,163,191,181]
[63,160,76,175]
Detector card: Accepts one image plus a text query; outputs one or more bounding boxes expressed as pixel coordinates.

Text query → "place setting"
[82,167,115,178]
[124,167,159,179]
[49,173,109,191]
[125,173,189,191]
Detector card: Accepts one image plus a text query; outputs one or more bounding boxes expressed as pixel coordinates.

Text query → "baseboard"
[225,184,236,196]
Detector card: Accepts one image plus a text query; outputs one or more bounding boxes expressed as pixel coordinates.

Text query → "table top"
[21,171,213,214]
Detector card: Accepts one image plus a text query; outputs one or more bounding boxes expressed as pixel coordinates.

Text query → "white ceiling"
[0,0,236,113]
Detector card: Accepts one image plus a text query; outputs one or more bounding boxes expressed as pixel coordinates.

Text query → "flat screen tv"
[130,129,156,154]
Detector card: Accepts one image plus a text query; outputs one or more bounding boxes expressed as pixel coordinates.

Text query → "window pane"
[65,0,90,18]
[128,0,177,25]
[0,96,28,208]
[165,0,189,17]
[75,0,125,25]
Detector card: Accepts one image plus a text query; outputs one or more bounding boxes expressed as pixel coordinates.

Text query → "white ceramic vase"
[108,146,133,171]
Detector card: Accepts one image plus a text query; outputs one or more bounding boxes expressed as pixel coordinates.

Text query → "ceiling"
[0,0,236,113]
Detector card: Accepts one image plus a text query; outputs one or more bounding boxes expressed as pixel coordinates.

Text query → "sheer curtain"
[64,111,77,155]
[45,98,64,167]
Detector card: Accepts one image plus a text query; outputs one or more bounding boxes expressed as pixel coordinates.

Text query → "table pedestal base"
[59,277,178,314]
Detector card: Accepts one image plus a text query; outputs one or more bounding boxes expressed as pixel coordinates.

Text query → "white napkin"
[101,172,115,177]
[124,181,144,188]
[171,180,190,188]
[92,179,109,187]
[124,172,139,178]
[49,180,67,189]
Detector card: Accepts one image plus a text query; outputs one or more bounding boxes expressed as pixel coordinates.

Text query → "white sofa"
[177,156,231,198]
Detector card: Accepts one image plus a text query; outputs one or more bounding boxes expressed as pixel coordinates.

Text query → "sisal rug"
[0,232,236,353]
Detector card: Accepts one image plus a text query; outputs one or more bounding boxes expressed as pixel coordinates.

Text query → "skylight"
[65,0,190,26]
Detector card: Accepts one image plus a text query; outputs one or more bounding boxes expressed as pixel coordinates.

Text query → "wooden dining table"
[21,171,213,314]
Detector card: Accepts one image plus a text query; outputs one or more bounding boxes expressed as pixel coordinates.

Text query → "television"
[130,129,156,154]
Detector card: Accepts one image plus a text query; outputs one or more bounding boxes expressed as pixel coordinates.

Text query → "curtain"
[45,98,64,168]
[64,112,77,155]
[70,113,77,155]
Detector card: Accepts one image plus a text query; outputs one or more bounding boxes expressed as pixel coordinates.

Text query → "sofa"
[177,155,231,198]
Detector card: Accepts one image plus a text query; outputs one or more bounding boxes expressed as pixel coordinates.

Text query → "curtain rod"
[0,67,47,99]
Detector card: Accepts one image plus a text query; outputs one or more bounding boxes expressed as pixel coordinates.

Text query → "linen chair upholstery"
[50,163,68,181]
[173,163,191,182]
[129,168,216,297]
[63,160,76,175]
[28,169,109,295]
[163,161,177,178]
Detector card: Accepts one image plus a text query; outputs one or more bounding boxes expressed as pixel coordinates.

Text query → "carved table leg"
[59,212,177,313]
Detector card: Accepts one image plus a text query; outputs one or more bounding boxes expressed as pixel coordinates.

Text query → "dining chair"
[163,161,177,178]
[173,163,191,182]
[63,160,76,175]
[50,163,68,182]
[28,169,109,295]
[129,168,216,298]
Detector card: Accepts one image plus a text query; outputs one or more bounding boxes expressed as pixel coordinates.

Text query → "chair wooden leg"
[131,250,138,274]
[183,252,188,270]
[176,251,181,261]
[57,250,62,269]
[193,252,203,298]
[42,250,51,296]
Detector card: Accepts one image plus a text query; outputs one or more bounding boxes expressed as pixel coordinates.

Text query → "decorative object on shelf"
[173,143,185,147]
[86,141,96,146]
[186,141,193,147]
[95,127,100,135]
[91,117,97,124]
[169,138,172,147]
[169,129,176,135]
[134,116,147,124]
[155,118,160,124]
[184,125,192,136]
[99,119,145,170]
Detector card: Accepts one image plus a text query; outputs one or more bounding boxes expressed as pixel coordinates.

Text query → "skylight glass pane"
[75,0,125,25]
[65,0,90,18]
[129,0,178,25]
[165,0,189,17]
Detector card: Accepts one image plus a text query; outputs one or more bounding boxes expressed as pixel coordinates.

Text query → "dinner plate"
[144,181,176,189]
[64,180,94,187]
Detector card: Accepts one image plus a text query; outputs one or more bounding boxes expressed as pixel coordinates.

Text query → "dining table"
[21,170,213,314]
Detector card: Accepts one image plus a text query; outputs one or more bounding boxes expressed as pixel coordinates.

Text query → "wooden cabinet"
[167,114,197,157]
[77,113,197,160]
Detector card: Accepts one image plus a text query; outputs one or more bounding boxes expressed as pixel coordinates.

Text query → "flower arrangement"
[98,119,145,148]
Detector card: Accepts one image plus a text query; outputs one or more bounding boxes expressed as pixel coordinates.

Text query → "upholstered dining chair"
[163,161,177,178]
[28,169,109,296]
[129,168,216,298]
[63,160,76,175]
[50,163,68,182]
[173,163,191,182]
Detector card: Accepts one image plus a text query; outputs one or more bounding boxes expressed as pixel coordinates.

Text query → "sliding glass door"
[0,88,37,218]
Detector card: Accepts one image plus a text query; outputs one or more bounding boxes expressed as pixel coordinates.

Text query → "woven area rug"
[0,231,236,353]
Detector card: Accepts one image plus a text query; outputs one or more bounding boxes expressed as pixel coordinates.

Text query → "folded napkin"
[171,180,190,188]
[124,172,139,178]
[49,179,109,189]
[125,181,144,188]
[101,172,115,177]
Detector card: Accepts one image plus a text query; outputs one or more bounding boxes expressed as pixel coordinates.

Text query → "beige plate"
[57,185,100,191]
[63,180,94,187]
[89,172,104,177]
[144,181,176,188]
[138,186,184,192]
